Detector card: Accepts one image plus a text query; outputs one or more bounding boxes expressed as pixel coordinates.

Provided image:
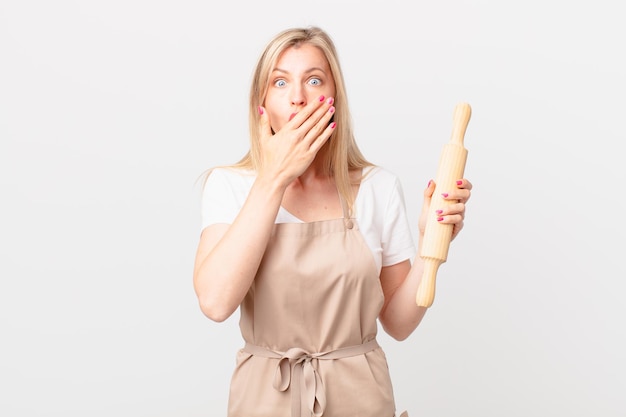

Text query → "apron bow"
[273,347,326,417]
[244,340,380,417]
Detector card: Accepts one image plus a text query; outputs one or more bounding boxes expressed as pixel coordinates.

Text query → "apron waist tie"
[243,339,380,417]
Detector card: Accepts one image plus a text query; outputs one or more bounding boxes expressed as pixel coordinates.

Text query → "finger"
[436,213,464,225]
[441,188,471,204]
[302,104,336,146]
[436,202,465,219]
[289,95,330,129]
[421,179,436,213]
[295,97,335,136]
[456,178,473,191]
[424,179,436,198]
[308,119,337,155]
[258,106,272,139]
[451,221,464,241]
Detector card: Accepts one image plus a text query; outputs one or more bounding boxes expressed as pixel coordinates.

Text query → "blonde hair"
[213,27,373,213]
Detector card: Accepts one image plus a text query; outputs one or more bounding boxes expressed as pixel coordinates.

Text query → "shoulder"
[205,166,256,183]
[355,166,407,219]
[203,167,256,193]
[353,166,415,267]
[362,165,400,184]
[201,166,256,208]
[360,166,404,198]
[200,167,256,228]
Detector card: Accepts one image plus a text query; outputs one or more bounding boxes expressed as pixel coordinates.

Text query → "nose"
[290,85,306,107]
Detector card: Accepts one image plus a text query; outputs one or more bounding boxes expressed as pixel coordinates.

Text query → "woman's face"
[264,43,336,133]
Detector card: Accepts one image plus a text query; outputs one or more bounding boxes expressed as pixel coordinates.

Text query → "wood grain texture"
[416,103,471,308]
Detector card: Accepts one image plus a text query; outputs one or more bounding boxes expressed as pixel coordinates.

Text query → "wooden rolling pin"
[416,102,471,308]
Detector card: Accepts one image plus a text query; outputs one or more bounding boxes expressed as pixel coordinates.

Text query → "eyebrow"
[272,67,327,75]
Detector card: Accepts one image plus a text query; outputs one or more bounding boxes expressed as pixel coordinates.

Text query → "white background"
[1,0,625,416]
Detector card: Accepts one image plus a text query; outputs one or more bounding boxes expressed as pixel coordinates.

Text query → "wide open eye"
[274,79,287,87]
[308,78,321,86]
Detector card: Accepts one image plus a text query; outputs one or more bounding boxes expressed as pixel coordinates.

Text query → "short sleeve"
[200,168,243,230]
[380,176,416,267]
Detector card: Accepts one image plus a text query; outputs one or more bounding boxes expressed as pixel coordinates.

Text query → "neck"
[298,144,331,182]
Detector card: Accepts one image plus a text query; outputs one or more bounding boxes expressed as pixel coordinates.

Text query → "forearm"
[379,235,428,340]
[193,175,286,321]
[380,265,428,340]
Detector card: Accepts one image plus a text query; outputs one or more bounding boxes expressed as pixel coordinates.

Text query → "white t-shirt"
[200,166,416,274]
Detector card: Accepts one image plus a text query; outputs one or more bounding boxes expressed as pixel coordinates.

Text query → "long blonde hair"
[217,27,373,212]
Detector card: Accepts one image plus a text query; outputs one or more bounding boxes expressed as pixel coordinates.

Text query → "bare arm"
[193,177,289,321]
[193,97,336,322]
[378,178,472,340]
[379,259,427,340]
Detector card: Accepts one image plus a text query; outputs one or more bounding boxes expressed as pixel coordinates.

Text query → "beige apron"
[227,198,408,417]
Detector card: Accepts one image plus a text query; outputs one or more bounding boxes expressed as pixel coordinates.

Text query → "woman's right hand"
[257,95,336,186]
[194,96,336,322]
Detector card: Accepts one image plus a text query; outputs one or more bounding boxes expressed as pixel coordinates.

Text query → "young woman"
[193,26,472,417]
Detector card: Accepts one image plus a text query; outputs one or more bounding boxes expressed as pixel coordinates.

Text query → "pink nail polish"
[258,106,263,115]
[437,217,444,222]
[319,95,325,102]
[329,106,335,113]
[436,209,443,215]
[442,193,449,198]
[456,180,462,186]
[326,97,334,105]
[330,122,336,129]
[428,180,433,187]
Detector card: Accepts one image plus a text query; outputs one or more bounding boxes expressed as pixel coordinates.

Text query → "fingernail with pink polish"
[326,97,334,105]
[436,209,443,215]
[442,193,449,198]
[329,106,335,113]
[437,217,444,222]
[258,106,263,115]
[319,95,325,102]
[456,180,463,185]
[330,122,336,129]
